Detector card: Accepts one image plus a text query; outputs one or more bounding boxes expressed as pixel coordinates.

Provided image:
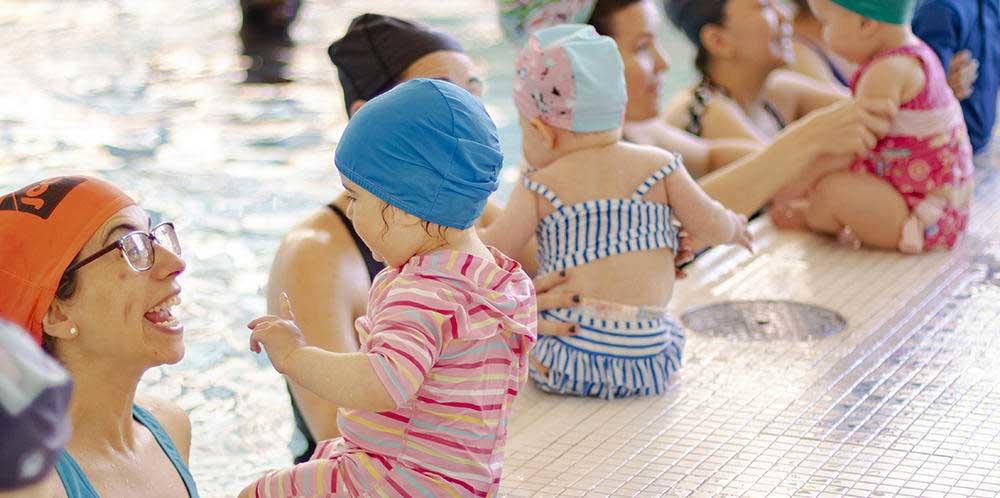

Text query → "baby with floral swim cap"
[482,24,751,399]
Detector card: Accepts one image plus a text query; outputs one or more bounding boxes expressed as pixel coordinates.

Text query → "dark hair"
[41,260,80,357]
[664,0,728,74]
[587,0,644,37]
[377,202,449,240]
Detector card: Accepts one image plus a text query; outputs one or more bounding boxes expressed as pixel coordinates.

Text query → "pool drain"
[681,300,846,341]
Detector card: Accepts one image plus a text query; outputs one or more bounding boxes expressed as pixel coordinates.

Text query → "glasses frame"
[62,222,179,278]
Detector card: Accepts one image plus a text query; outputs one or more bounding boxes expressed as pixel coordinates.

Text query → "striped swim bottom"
[529,300,685,400]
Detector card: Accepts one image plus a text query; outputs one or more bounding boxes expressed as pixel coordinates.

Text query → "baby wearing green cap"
[773,0,974,253]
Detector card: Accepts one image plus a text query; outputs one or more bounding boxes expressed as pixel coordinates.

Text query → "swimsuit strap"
[328,202,384,281]
[55,451,100,498]
[685,79,713,136]
[521,176,565,209]
[132,406,200,498]
[632,156,684,200]
[686,76,786,136]
[55,406,200,498]
[762,100,787,130]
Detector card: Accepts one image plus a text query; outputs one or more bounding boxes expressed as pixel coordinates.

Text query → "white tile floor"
[502,163,1000,497]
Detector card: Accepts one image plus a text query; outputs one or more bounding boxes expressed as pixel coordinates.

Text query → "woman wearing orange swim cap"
[0,176,199,498]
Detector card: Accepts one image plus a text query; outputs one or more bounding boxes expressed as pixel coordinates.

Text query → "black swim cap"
[328,14,465,115]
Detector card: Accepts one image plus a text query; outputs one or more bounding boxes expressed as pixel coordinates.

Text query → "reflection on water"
[0,1,694,495]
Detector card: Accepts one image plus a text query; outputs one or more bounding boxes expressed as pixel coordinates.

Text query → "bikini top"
[685,77,787,137]
[523,156,682,275]
[55,405,199,498]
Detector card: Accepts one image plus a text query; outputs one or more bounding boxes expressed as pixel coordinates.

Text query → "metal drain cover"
[681,300,846,341]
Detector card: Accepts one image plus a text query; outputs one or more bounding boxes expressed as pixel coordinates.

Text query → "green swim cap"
[830,0,916,25]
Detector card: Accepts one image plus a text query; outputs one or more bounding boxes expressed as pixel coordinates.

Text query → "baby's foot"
[837,225,863,250]
[770,199,809,230]
[898,217,924,254]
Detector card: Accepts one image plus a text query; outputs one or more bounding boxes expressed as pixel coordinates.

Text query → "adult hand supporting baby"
[533,270,582,336]
[947,50,979,101]
[248,292,307,374]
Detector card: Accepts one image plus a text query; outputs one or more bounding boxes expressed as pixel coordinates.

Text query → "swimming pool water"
[0,1,695,496]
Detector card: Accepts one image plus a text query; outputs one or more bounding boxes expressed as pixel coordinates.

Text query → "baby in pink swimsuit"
[780,0,974,253]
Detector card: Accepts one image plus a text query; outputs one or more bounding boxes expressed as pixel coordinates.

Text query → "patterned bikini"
[524,156,686,400]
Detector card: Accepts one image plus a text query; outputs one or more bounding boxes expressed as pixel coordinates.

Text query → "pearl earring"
[69,327,78,337]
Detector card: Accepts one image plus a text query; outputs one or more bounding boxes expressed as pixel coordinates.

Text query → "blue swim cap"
[335,79,503,229]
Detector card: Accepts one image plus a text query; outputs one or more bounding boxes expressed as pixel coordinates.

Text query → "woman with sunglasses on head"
[0,176,198,498]
[661,0,848,144]
[569,0,896,216]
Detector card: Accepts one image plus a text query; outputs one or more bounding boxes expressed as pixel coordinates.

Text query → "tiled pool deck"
[501,157,1000,496]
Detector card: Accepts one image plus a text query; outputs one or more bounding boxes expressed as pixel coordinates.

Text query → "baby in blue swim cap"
[245,79,538,497]
[482,25,752,400]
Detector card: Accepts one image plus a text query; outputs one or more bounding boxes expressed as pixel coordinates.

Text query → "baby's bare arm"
[665,164,744,251]
[854,54,925,113]
[478,181,539,259]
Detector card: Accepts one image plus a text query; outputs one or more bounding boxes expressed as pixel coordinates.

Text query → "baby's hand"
[729,211,753,253]
[248,293,306,374]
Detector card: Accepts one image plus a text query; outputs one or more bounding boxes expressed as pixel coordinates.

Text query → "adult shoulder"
[135,395,192,463]
[269,208,371,293]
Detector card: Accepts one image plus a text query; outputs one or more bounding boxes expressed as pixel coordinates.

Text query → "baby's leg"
[804,171,910,250]
[771,155,855,230]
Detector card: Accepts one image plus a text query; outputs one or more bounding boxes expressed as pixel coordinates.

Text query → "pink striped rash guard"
[252,247,537,497]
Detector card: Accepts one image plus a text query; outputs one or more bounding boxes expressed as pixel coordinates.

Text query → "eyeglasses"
[63,222,181,277]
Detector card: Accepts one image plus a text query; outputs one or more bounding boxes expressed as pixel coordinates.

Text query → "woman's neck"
[706,55,774,113]
[65,356,145,455]
[793,14,823,45]
[705,58,772,111]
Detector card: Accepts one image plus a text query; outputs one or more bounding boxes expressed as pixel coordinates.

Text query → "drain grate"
[681,300,846,341]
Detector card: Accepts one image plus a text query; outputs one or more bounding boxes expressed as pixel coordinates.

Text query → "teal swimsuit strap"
[54,405,199,498]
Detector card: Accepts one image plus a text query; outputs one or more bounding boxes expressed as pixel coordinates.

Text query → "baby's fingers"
[279,292,297,321]
[249,329,265,354]
[248,315,280,329]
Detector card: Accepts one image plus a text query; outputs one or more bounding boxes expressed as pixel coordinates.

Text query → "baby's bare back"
[531,143,680,307]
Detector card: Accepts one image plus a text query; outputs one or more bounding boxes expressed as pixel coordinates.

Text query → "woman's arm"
[699,98,896,216]
[623,121,760,178]
[766,69,849,121]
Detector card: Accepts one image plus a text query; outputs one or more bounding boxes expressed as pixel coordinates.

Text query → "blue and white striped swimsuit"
[524,157,686,400]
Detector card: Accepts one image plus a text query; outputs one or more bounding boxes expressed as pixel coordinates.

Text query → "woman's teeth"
[148,295,181,314]
[145,295,181,326]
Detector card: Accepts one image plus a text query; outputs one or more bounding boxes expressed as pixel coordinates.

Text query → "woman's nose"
[153,243,186,280]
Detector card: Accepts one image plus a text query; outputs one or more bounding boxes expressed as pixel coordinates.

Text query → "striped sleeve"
[364,290,455,408]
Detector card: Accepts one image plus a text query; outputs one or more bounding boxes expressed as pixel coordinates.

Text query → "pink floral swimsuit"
[849,42,974,252]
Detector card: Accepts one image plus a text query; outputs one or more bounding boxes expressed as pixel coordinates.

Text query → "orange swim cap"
[0,176,135,344]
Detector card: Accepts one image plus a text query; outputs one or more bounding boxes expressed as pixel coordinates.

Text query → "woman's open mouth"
[144,294,183,334]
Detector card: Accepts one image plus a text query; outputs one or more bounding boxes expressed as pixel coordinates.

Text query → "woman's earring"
[69,326,78,337]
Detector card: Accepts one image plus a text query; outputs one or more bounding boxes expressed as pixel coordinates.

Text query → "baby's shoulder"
[614,142,680,176]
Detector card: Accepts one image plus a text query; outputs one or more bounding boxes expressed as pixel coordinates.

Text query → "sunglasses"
[63,222,181,277]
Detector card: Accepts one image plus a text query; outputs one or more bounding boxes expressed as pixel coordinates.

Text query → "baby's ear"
[530,118,558,150]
